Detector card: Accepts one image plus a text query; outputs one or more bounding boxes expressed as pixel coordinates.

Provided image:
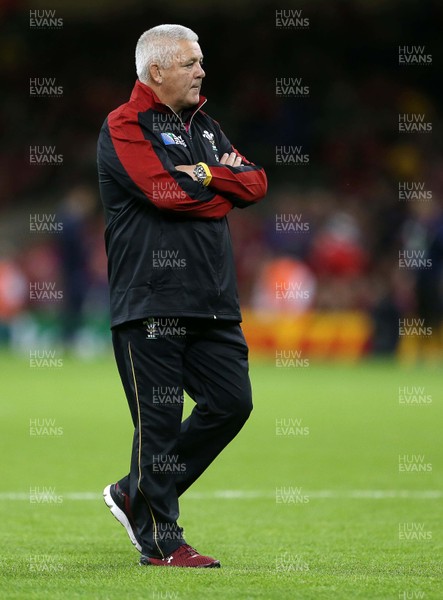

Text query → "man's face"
[158,40,205,112]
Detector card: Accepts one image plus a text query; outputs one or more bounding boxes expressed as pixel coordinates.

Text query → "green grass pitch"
[1,351,442,599]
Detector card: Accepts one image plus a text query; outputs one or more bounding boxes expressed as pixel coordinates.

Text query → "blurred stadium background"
[0,0,442,361]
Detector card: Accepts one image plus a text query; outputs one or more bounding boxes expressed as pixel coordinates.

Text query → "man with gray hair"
[98,24,267,568]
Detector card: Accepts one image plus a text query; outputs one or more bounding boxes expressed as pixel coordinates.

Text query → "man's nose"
[196,64,205,78]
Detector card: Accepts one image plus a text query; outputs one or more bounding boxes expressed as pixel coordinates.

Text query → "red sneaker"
[140,544,221,568]
[103,483,141,552]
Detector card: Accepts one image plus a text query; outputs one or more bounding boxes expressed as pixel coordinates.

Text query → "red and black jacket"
[97,79,267,327]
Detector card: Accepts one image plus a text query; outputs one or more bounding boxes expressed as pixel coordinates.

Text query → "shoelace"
[174,544,198,559]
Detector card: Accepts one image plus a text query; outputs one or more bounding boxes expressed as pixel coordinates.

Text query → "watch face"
[194,165,206,182]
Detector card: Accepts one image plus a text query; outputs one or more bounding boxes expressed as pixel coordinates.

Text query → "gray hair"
[135,24,199,84]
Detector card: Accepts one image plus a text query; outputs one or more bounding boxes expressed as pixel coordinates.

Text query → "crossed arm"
[176,151,243,179]
[103,108,267,218]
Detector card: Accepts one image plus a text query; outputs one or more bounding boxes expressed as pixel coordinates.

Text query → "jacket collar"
[130,79,207,116]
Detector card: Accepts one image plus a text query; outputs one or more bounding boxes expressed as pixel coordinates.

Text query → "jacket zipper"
[166,99,207,143]
[166,100,221,316]
[216,220,223,298]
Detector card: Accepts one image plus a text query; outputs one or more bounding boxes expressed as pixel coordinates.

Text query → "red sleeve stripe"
[209,164,268,202]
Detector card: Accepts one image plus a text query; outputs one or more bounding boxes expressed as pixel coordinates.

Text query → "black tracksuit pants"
[111,317,252,558]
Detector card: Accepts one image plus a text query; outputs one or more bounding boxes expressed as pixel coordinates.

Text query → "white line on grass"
[0,490,441,501]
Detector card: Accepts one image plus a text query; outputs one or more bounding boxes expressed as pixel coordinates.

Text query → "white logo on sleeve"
[202,130,219,161]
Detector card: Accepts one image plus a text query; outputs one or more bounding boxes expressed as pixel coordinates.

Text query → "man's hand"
[175,164,198,180]
[220,152,242,167]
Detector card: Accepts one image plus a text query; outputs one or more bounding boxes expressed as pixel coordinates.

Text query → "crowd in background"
[0,0,442,354]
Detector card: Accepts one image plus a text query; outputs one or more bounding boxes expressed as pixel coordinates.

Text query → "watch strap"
[196,162,212,186]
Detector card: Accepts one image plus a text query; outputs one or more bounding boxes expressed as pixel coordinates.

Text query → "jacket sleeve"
[100,110,233,219]
[205,125,267,208]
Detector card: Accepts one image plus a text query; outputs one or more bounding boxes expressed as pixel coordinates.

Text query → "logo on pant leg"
[143,318,158,339]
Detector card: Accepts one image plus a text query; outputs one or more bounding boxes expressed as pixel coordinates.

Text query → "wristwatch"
[193,162,212,186]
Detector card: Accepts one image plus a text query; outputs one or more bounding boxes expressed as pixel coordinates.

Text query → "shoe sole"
[103,485,142,553]
[140,557,221,568]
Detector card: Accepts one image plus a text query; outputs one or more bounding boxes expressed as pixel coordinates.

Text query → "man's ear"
[149,63,162,84]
